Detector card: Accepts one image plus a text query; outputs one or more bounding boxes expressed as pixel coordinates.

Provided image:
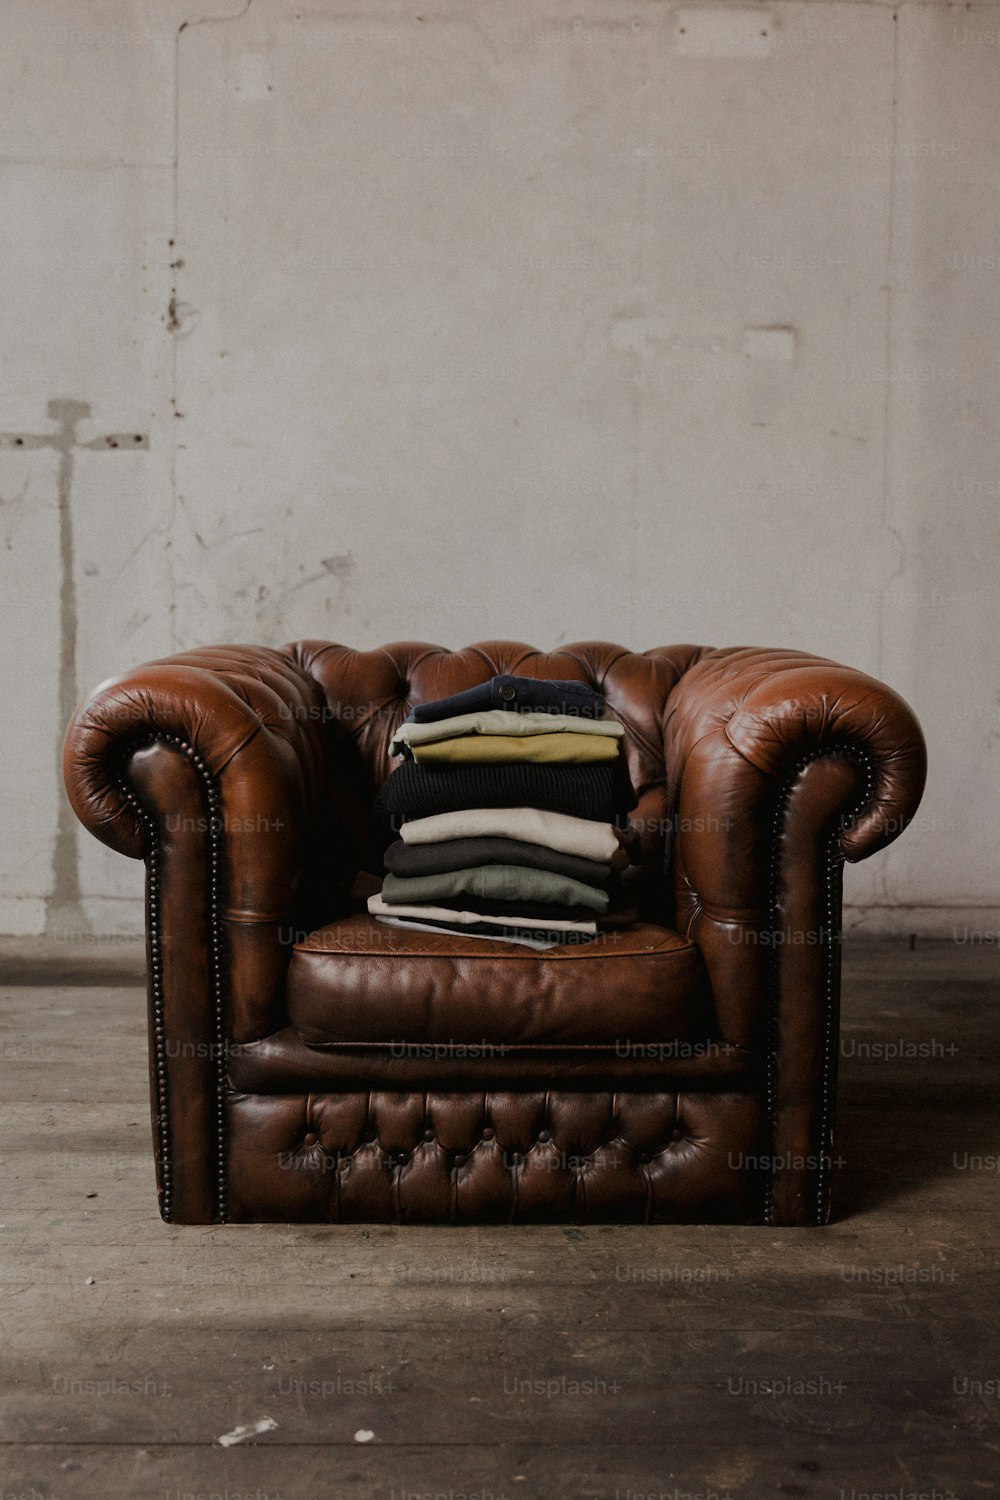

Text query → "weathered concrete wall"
[1,0,997,938]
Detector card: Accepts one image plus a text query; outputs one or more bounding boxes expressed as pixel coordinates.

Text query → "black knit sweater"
[373,760,635,838]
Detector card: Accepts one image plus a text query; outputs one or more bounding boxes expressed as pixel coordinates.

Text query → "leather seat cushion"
[286,913,712,1050]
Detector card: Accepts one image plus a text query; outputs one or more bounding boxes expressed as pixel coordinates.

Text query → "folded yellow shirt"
[411,733,620,765]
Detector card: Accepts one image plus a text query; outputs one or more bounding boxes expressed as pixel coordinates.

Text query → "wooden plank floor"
[1,938,998,1497]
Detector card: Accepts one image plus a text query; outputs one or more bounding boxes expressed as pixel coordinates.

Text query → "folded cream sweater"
[367,891,597,935]
[397,806,626,862]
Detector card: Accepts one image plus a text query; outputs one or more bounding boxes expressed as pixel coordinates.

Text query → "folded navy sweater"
[406,673,605,724]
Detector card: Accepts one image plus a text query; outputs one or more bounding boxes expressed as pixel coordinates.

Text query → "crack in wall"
[1,405,149,937]
[875,6,903,912]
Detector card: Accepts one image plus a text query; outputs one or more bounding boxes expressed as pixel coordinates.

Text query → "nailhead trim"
[764,745,876,1226]
[118,781,172,1218]
[815,830,846,1224]
[117,733,228,1224]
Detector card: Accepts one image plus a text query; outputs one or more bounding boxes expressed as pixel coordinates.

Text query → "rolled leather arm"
[64,642,331,1035]
[661,645,927,1028]
[664,646,927,866]
[663,647,926,1226]
[64,642,332,1049]
[63,644,327,862]
[64,645,331,1223]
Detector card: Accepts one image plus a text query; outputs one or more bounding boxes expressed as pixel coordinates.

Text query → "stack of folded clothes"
[368,673,636,947]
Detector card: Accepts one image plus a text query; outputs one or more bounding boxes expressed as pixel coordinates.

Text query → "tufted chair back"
[286,639,706,899]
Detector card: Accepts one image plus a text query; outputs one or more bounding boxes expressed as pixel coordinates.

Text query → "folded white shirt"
[396,807,624,863]
[389,709,625,757]
[373,916,562,951]
[367,892,597,935]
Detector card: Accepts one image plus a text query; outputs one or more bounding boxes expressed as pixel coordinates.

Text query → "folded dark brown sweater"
[382,835,626,886]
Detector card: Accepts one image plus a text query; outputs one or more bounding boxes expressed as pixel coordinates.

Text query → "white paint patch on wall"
[0,0,998,938]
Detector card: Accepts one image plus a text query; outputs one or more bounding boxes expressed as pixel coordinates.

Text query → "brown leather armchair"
[63,640,926,1227]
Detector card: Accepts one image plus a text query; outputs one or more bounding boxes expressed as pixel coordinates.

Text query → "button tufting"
[481,1127,495,1140]
[499,684,516,701]
[423,1128,435,1141]
[302,1132,318,1147]
[537,1130,551,1143]
[453,1154,466,1167]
